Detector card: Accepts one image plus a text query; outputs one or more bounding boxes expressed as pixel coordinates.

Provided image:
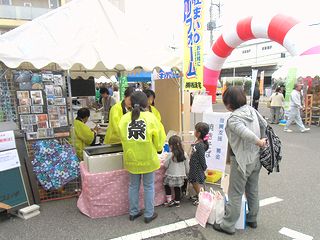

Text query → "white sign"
[191,95,213,113]
[0,149,21,172]
[0,130,16,152]
[203,112,230,173]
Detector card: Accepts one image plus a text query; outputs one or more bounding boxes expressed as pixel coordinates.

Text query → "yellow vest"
[119,111,166,174]
[150,105,162,122]
[104,102,125,144]
[71,119,95,161]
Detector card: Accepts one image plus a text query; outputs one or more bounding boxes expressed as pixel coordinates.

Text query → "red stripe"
[212,36,234,58]
[268,14,299,45]
[237,16,254,41]
[301,45,320,55]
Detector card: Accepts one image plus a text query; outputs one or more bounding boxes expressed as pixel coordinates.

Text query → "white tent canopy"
[272,54,320,80]
[0,0,182,76]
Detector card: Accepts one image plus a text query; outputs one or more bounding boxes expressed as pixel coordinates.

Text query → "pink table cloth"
[77,162,166,218]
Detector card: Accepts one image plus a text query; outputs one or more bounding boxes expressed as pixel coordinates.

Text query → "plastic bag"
[207,191,225,225]
[195,188,214,228]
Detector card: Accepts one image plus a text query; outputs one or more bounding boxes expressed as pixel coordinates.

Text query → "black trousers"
[164,185,181,201]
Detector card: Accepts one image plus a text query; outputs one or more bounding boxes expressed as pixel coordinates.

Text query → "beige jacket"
[269,93,284,107]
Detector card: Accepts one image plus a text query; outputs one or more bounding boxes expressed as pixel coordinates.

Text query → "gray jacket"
[225,105,267,174]
[164,152,189,177]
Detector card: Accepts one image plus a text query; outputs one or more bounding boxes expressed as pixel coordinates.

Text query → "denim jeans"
[129,172,155,218]
[285,107,306,131]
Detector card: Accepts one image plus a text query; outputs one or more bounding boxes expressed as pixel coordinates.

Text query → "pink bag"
[207,191,225,225]
[195,188,214,228]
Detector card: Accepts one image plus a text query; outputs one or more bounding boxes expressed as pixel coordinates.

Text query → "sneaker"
[301,128,310,133]
[144,212,158,224]
[192,199,199,206]
[189,195,198,201]
[165,200,175,207]
[284,129,293,132]
[129,211,143,221]
[168,200,180,208]
[246,221,258,229]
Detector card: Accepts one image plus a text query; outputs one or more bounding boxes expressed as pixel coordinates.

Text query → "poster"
[191,95,213,113]
[0,149,20,172]
[203,112,230,173]
[183,0,205,90]
[0,130,16,151]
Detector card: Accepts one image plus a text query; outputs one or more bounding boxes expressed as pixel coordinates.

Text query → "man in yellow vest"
[104,87,134,144]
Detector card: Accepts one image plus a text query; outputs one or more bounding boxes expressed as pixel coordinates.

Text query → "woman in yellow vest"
[119,91,166,224]
[72,108,97,160]
[104,87,134,144]
[143,89,162,122]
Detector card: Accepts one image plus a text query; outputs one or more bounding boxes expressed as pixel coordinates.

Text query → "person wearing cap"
[284,83,310,133]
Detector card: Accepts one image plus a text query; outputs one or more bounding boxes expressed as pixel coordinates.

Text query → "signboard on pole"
[285,68,297,110]
[259,71,265,95]
[251,69,258,106]
[183,0,205,90]
[203,112,230,173]
[119,76,128,101]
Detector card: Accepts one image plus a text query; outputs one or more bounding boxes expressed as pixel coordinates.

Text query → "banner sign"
[183,0,205,90]
[251,69,258,106]
[119,76,128,101]
[203,112,230,173]
[285,68,297,110]
[259,71,265,95]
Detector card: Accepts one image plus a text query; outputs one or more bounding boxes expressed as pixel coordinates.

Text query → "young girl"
[163,135,189,208]
[188,122,210,205]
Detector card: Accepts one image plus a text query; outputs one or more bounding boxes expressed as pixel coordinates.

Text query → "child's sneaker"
[164,200,174,207]
[168,200,180,208]
[192,199,199,206]
[189,195,198,201]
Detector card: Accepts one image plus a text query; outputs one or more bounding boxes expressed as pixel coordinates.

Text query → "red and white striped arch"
[204,13,320,102]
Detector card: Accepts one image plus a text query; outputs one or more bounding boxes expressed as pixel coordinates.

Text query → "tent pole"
[66,69,75,146]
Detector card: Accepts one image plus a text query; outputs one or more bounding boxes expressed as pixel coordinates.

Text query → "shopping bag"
[208,192,225,225]
[195,188,214,228]
[225,194,248,229]
[215,191,225,224]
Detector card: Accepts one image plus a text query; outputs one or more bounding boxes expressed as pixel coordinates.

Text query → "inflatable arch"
[204,14,320,102]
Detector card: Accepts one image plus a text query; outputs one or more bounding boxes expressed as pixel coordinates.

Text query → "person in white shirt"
[269,87,285,124]
[284,83,310,133]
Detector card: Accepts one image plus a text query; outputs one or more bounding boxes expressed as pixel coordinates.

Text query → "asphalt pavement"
[0,103,319,240]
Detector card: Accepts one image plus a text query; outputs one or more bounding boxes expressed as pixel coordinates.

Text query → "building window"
[262,45,272,50]
[0,0,12,5]
[281,53,286,58]
[48,0,59,8]
[242,49,251,54]
[24,2,32,7]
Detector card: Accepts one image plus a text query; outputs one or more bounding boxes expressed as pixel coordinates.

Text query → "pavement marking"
[279,227,313,240]
[259,196,283,207]
[110,196,282,240]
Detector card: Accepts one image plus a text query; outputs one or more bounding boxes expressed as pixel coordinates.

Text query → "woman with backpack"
[213,86,267,235]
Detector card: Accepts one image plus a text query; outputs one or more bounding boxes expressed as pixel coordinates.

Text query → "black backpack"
[260,125,282,174]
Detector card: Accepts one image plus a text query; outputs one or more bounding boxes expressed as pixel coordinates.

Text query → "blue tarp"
[127,72,151,82]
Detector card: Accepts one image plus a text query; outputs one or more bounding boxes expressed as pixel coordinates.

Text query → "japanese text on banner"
[183,0,204,90]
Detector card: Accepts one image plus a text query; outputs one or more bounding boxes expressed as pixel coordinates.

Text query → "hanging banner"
[203,112,230,173]
[251,69,258,106]
[284,68,297,110]
[259,71,265,95]
[119,76,128,101]
[183,0,205,90]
